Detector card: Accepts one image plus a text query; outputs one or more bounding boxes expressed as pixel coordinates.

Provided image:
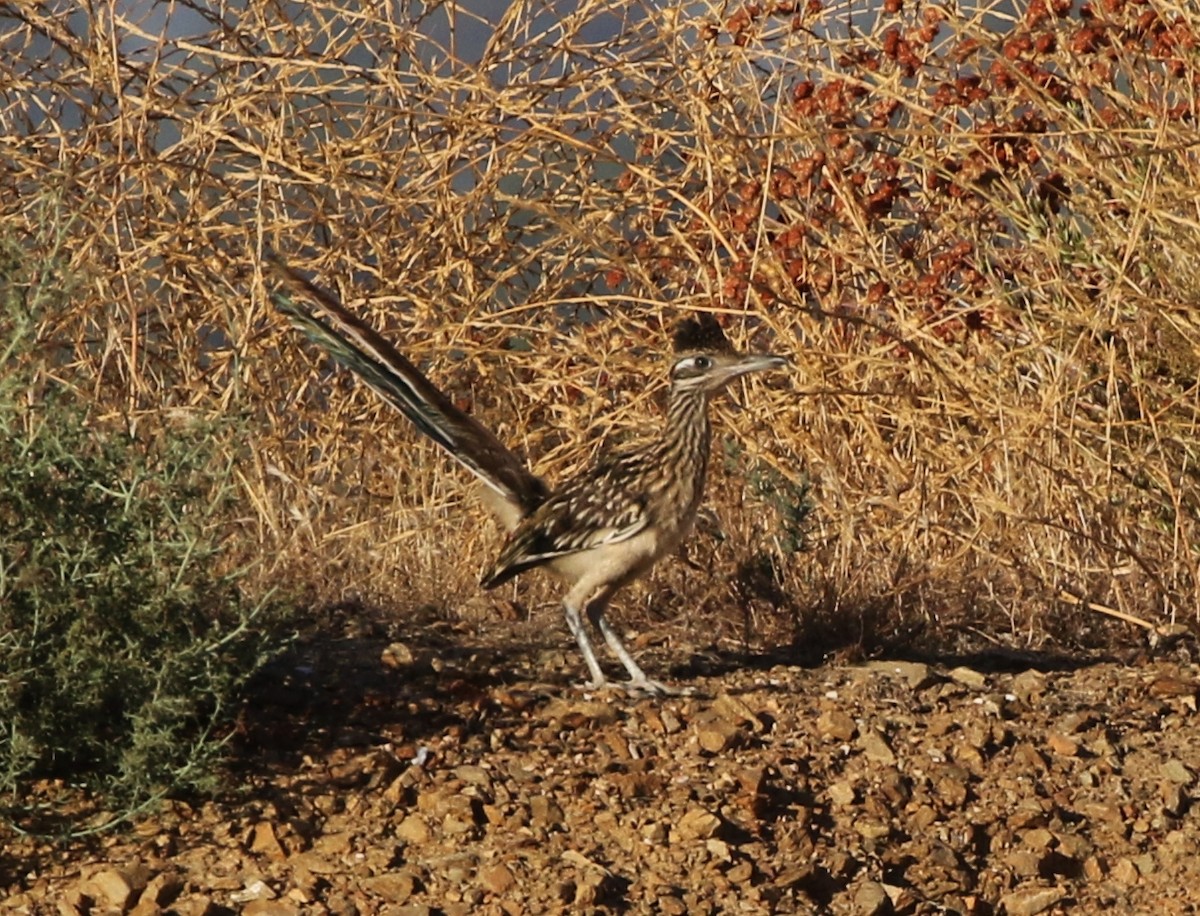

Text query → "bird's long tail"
[268,257,548,528]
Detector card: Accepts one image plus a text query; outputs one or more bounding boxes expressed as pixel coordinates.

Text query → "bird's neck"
[660,385,712,481]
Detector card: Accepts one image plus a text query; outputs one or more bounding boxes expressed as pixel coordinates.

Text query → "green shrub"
[0,236,293,832]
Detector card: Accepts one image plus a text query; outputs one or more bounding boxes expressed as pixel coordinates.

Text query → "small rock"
[1161,781,1187,816]
[249,821,288,860]
[396,814,432,844]
[727,861,753,884]
[479,864,515,896]
[530,796,564,828]
[81,869,140,911]
[1021,828,1055,851]
[1133,852,1156,875]
[231,879,276,904]
[675,807,722,841]
[573,874,603,906]
[713,693,765,730]
[1162,758,1194,785]
[1013,743,1048,772]
[312,831,353,857]
[242,902,297,916]
[934,773,968,807]
[854,880,891,914]
[696,718,744,754]
[705,837,732,862]
[656,893,687,916]
[947,667,987,690]
[641,820,668,844]
[1046,734,1078,757]
[139,872,184,908]
[858,729,896,765]
[543,698,619,727]
[380,641,417,669]
[453,765,493,789]
[1004,850,1042,878]
[911,805,938,830]
[1009,670,1047,703]
[828,781,856,807]
[816,708,857,742]
[1083,855,1107,881]
[863,660,935,690]
[1059,711,1098,734]
[1055,832,1092,860]
[855,818,891,840]
[363,872,418,903]
[1111,857,1139,884]
[1000,885,1066,916]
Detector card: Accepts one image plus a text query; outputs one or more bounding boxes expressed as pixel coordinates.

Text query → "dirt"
[4,607,1200,915]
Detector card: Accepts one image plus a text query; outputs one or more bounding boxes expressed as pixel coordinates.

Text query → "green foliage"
[0,234,294,831]
[724,439,813,556]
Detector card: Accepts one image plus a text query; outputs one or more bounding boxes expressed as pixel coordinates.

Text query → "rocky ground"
[4,606,1200,915]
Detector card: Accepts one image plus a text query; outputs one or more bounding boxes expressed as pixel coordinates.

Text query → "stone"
[242,902,298,916]
[675,808,722,841]
[828,781,856,807]
[249,821,288,860]
[1000,886,1066,916]
[854,880,890,915]
[1009,671,1047,702]
[947,667,987,690]
[696,718,744,753]
[862,660,935,690]
[380,641,416,669]
[453,765,493,789]
[81,869,140,911]
[363,872,418,902]
[145,872,184,904]
[1083,855,1107,881]
[1163,758,1194,785]
[854,818,891,840]
[1022,828,1055,851]
[816,708,857,742]
[1004,851,1042,878]
[858,729,896,765]
[1046,734,1079,757]
[396,814,432,844]
[479,864,516,895]
[1111,857,1139,884]
[530,796,564,828]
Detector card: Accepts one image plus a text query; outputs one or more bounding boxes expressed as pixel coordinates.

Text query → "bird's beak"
[730,353,790,377]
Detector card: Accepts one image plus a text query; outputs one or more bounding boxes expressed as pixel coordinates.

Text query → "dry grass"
[2,0,1198,657]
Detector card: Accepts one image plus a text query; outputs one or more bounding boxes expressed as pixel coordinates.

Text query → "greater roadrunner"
[271,261,787,695]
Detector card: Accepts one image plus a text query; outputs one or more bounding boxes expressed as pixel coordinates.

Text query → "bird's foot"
[621,677,696,698]
[579,677,685,698]
[579,676,696,699]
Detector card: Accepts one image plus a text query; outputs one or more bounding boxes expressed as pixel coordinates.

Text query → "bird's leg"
[562,601,610,689]
[586,597,686,697]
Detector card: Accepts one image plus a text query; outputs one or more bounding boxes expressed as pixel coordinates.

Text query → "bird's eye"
[693,356,712,370]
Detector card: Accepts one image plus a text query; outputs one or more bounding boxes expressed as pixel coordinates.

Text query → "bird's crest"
[673,313,731,354]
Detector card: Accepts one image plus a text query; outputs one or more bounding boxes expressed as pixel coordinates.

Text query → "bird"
[269,259,788,695]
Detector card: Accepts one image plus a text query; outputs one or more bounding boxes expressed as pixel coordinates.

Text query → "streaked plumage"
[270,258,788,695]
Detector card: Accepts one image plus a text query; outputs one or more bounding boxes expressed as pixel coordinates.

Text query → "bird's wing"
[479,457,654,588]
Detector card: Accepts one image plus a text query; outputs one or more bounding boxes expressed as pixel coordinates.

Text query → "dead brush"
[1,0,1198,660]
